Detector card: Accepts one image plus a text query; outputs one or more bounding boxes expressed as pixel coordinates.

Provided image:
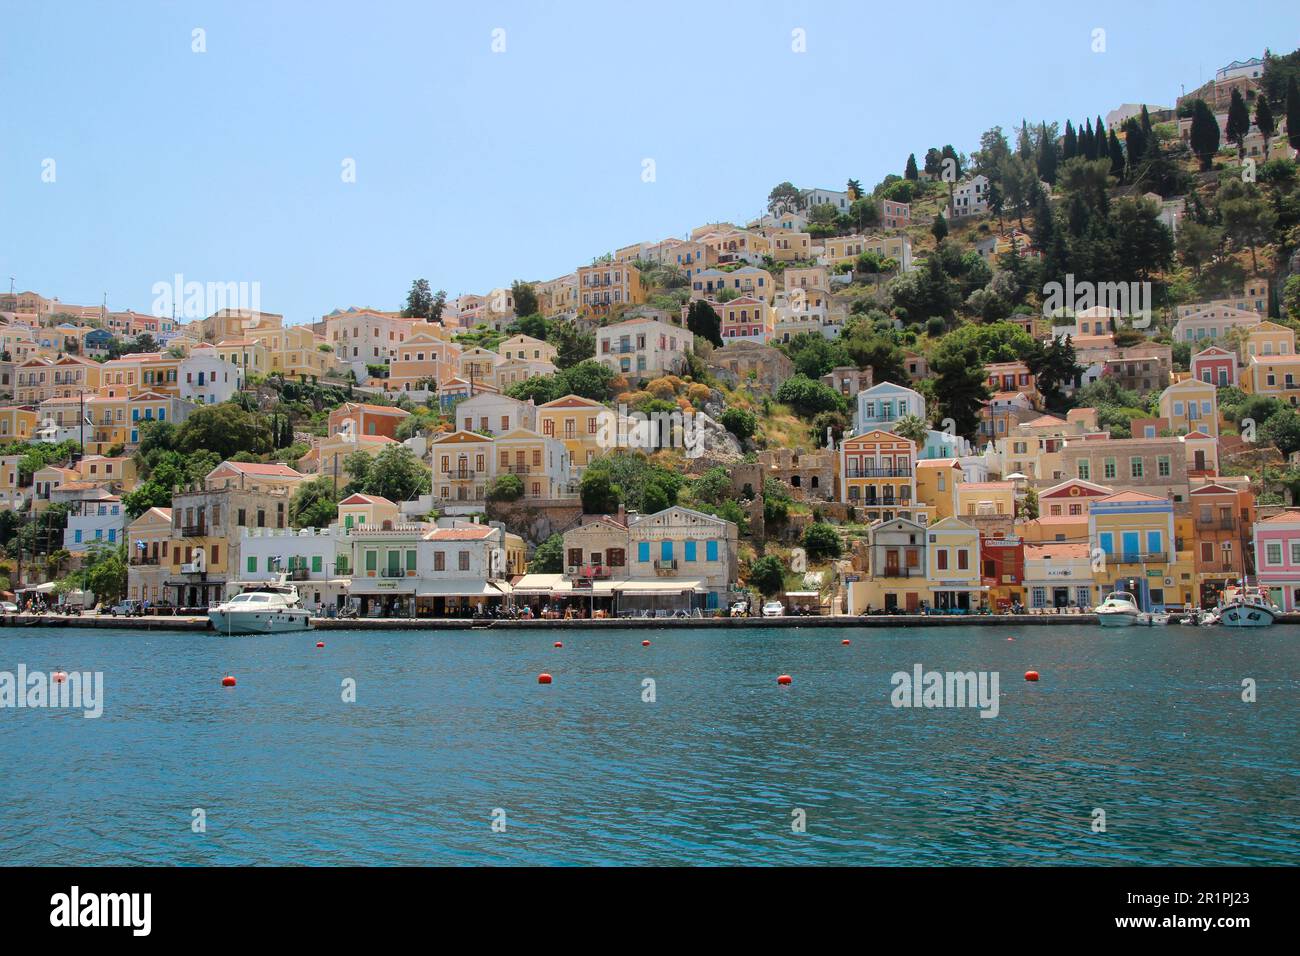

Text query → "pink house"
[881,199,911,230]
[1254,510,1300,610]
[1191,345,1237,388]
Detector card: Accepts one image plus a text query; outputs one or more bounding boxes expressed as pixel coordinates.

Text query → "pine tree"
[904,153,919,181]
[1225,89,1251,161]
[1063,120,1077,160]
[1255,95,1276,156]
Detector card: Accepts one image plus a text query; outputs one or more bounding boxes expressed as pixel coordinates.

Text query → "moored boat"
[1095,591,1144,627]
[208,577,313,635]
[1218,585,1277,629]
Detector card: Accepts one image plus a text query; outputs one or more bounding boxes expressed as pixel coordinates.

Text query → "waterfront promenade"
[12,611,1300,630]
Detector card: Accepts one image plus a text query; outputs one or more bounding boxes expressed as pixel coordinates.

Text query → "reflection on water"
[1,624,1296,865]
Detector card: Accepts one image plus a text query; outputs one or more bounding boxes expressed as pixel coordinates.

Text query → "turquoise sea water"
[0,623,1296,865]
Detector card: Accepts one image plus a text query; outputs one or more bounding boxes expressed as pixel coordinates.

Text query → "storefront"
[414,581,510,617]
[613,580,704,617]
[347,578,417,618]
[928,585,989,613]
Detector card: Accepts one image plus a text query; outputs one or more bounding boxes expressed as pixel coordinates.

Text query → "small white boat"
[1218,585,1277,629]
[1095,591,1144,627]
[209,578,313,635]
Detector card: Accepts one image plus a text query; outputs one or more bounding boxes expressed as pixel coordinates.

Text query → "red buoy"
[641,640,651,647]
[52,671,67,684]
[1007,637,1015,641]
[777,674,792,686]
[316,641,325,648]
[554,641,563,648]
[537,672,553,684]
[221,675,237,687]
[841,639,851,645]
[1024,670,1039,682]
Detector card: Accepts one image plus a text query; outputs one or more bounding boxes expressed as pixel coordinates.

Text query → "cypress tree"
[1190,99,1221,170]
[1081,119,1094,159]
[1255,95,1275,155]
[1287,77,1300,153]
[1225,88,1251,160]
[1063,120,1077,160]
[1037,121,1058,184]
[905,153,919,180]
[1095,116,1107,158]
[1108,129,1125,180]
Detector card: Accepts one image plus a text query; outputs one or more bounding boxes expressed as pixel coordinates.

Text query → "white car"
[761,600,784,618]
[0,601,17,613]
[730,601,750,617]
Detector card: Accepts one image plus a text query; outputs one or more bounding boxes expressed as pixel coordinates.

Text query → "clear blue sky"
[2,0,1297,325]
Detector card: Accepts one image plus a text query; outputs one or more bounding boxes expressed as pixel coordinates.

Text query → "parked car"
[730,601,750,618]
[0,601,17,613]
[107,600,144,617]
[761,600,784,618]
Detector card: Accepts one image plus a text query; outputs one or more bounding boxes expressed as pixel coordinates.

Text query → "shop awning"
[511,573,565,596]
[615,579,704,596]
[415,581,509,598]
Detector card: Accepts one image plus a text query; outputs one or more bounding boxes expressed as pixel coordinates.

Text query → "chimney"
[616,504,626,526]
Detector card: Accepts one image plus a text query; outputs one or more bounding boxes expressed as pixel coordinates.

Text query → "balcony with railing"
[180,524,206,538]
[1113,551,1168,564]
[130,555,161,566]
[653,559,678,575]
[845,466,912,478]
[380,567,410,578]
[1195,517,1236,530]
[443,469,476,481]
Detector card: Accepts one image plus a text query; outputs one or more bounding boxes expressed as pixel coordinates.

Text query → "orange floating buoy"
[641,640,651,647]
[52,671,67,684]
[1007,637,1015,641]
[537,672,553,684]
[777,674,792,686]
[221,675,237,687]
[1024,670,1039,682]
[554,641,563,648]
[316,641,325,648]
[841,639,851,645]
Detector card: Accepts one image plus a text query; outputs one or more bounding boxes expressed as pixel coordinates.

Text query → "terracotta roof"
[338,493,395,506]
[213,461,304,478]
[1024,541,1092,558]
[1258,510,1300,524]
[424,526,496,541]
[1096,491,1168,504]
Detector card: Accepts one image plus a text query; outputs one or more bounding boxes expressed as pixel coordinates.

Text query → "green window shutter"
[365,550,377,571]
[312,555,322,573]
[405,549,416,571]
[247,556,257,573]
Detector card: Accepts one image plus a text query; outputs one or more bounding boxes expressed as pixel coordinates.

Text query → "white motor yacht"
[209,578,313,635]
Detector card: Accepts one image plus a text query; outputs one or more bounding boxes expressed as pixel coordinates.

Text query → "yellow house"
[1158,378,1219,437]
[915,459,962,520]
[769,232,812,262]
[538,395,607,474]
[493,428,572,500]
[0,454,24,511]
[75,455,138,491]
[822,234,910,269]
[925,516,984,612]
[126,506,174,603]
[15,355,104,404]
[300,433,400,484]
[838,430,918,523]
[1088,490,1186,611]
[576,262,646,318]
[215,339,272,378]
[498,334,557,365]
[337,492,401,531]
[1243,354,1300,406]
[388,332,460,393]
[1243,320,1295,360]
[431,430,495,507]
[957,481,1016,519]
[248,323,338,379]
[0,406,38,442]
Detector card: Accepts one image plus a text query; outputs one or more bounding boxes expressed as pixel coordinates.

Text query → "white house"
[454,392,537,436]
[596,316,689,381]
[64,494,125,554]
[944,175,990,219]
[180,345,243,405]
[1172,306,1261,345]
